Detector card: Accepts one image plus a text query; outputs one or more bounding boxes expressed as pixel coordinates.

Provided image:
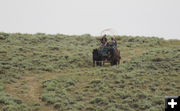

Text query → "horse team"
[92,47,121,67]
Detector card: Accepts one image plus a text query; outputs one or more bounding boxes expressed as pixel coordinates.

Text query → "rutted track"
[5,72,60,111]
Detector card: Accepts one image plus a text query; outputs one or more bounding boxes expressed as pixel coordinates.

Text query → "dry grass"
[0,32,179,111]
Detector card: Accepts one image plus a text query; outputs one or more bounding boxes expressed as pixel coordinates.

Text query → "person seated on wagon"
[100,34,107,47]
[111,37,117,48]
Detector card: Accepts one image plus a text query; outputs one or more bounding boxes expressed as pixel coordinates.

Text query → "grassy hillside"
[0,32,179,111]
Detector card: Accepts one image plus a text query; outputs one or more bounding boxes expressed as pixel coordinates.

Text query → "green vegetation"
[0,32,179,111]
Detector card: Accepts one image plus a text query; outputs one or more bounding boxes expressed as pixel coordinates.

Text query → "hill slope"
[0,32,179,111]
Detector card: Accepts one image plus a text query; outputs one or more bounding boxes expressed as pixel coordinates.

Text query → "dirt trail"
[120,47,146,63]
[5,72,60,111]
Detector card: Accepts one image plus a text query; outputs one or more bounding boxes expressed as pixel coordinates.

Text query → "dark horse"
[107,48,121,66]
[92,49,103,66]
